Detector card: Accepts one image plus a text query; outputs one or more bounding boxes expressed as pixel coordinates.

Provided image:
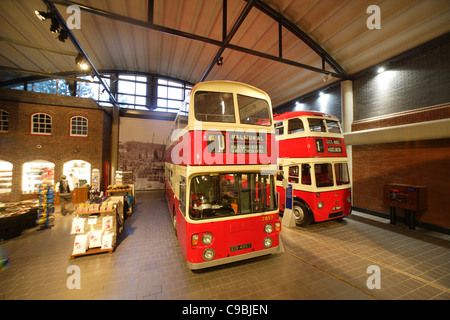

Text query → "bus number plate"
[230,243,252,252]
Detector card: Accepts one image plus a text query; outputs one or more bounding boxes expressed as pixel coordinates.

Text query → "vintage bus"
[165,80,282,270]
[274,111,351,227]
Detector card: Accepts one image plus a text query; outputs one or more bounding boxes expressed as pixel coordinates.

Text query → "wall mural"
[118,117,172,190]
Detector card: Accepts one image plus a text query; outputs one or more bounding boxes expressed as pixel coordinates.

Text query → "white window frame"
[70,116,88,137]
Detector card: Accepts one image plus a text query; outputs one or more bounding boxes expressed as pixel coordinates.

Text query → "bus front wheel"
[293,201,311,227]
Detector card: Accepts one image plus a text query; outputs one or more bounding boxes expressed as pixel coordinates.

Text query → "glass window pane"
[288,166,299,183]
[237,94,271,126]
[288,118,304,134]
[157,99,167,108]
[326,120,341,133]
[119,79,135,94]
[135,96,146,106]
[315,163,334,187]
[335,163,350,185]
[301,164,311,185]
[189,173,276,220]
[308,118,326,132]
[158,85,168,98]
[118,94,135,105]
[136,82,147,95]
[194,91,235,123]
[168,86,182,100]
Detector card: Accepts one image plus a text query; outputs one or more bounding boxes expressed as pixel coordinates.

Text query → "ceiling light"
[35,10,52,21]
[216,57,223,66]
[75,53,90,70]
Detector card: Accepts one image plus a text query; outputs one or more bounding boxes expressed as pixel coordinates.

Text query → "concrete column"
[341,80,354,201]
[341,80,353,134]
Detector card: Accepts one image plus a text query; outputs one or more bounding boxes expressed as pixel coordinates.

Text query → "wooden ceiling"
[0,0,449,108]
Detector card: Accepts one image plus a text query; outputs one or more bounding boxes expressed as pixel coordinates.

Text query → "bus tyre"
[293,201,311,227]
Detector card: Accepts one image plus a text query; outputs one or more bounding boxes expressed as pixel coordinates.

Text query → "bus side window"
[288,118,304,134]
[326,120,341,134]
[301,164,311,185]
[275,122,284,136]
[179,176,186,216]
[308,118,326,132]
[288,165,299,183]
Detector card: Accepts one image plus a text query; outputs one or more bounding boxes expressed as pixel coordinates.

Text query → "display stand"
[36,182,55,230]
[69,200,122,259]
[107,184,135,216]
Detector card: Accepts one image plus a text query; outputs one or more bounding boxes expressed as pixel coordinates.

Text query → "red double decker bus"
[274,111,351,227]
[165,81,282,270]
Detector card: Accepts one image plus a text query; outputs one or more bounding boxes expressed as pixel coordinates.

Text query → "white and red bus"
[165,81,282,270]
[274,111,351,227]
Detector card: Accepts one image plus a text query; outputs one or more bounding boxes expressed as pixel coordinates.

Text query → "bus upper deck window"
[308,118,326,132]
[288,118,304,134]
[237,94,271,126]
[326,120,341,134]
[194,91,235,123]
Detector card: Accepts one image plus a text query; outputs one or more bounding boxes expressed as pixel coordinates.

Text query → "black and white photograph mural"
[118,117,172,190]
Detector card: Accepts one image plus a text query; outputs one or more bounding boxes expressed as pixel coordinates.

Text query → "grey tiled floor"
[1,190,449,300]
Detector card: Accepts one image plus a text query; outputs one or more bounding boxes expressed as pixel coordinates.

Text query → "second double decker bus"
[274,111,351,227]
[165,81,282,270]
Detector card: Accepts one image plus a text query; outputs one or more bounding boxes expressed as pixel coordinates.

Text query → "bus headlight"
[203,248,215,261]
[264,223,273,234]
[318,201,324,209]
[202,233,213,245]
[263,237,273,248]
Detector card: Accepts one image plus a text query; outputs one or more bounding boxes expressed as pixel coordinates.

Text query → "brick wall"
[351,104,450,229]
[0,89,111,202]
[350,37,450,231]
[353,39,450,120]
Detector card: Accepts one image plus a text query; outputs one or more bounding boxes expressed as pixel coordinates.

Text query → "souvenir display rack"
[69,199,122,259]
[106,184,135,216]
[36,182,55,230]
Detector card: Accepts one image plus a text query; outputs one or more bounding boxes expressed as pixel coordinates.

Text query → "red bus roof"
[273,111,339,121]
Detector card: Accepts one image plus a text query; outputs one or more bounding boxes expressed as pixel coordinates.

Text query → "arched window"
[0,109,9,133]
[31,113,52,135]
[70,116,88,137]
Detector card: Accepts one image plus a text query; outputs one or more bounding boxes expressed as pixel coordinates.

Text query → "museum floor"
[1,190,449,300]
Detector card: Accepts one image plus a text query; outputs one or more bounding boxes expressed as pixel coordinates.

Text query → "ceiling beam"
[48,0,346,79]
[43,0,118,110]
[250,0,349,79]
[200,0,256,82]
